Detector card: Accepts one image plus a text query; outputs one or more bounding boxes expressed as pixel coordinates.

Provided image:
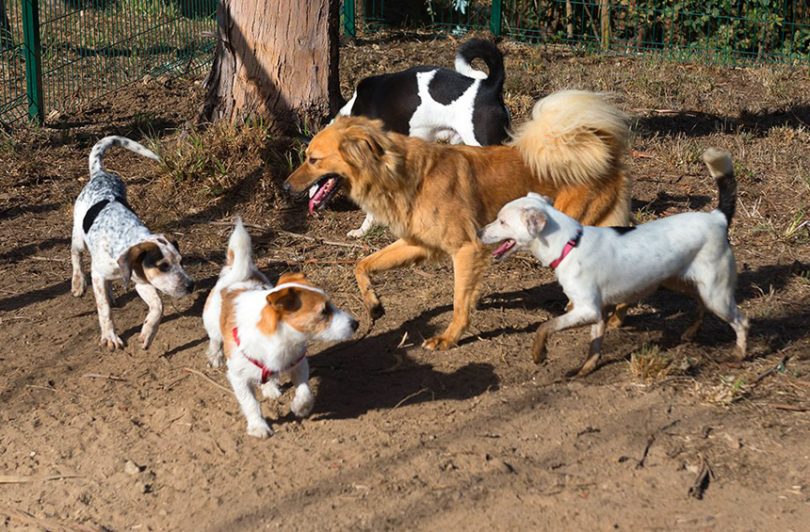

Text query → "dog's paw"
[291,387,315,418]
[531,336,548,364]
[207,352,224,368]
[247,422,273,439]
[422,335,456,351]
[99,331,124,351]
[347,227,367,239]
[365,300,385,322]
[260,381,282,400]
[71,274,86,297]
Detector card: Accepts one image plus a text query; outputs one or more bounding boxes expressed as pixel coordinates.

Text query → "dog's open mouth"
[308,174,341,215]
[492,239,516,260]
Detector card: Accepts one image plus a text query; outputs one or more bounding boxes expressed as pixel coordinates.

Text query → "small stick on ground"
[277,230,372,250]
[182,367,232,394]
[0,474,82,484]
[751,354,791,386]
[688,453,714,500]
[390,387,434,412]
[636,419,679,469]
[82,373,127,382]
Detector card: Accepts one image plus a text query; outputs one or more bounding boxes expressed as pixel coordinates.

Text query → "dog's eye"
[158,263,170,273]
[321,305,332,317]
[308,156,319,165]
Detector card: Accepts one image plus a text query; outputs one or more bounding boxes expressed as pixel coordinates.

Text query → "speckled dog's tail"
[89,136,160,177]
[702,148,736,229]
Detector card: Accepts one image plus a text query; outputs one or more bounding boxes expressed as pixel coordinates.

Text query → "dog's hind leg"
[355,239,430,321]
[662,278,706,341]
[698,284,749,360]
[135,283,163,349]
[70,225,87,297]
[423,242,488,351]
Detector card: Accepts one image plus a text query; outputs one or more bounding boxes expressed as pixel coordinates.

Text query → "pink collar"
[232,327,305,383]
[549,228,583,270]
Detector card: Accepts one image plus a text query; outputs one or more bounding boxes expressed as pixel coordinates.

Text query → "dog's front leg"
[227,368,272,438]
[423,242,488,351]
[532,304,600,366]
[92,273,123,350]
[289,358,314,418]
[347,213,375,239]
[355,239,429,321]
[135,283,163,349]
[70,228,86,297]
[578,312,608,377]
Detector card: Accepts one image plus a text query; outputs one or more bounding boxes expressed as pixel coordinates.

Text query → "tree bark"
[200,0,340,134]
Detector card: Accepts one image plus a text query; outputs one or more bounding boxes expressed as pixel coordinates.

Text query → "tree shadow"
[0,280,70,312]
[635,105,810,139]
[0,202,61,219]
[0,237,70,264]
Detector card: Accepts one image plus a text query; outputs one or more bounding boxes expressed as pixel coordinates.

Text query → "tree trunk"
[200,0,340,134]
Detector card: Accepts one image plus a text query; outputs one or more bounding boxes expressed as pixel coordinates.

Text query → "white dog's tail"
[702,148,737,228]
[219,217,256,287]
[89,136,161,177]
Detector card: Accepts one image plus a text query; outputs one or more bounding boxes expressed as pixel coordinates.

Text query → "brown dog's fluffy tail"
[510,90,631,225]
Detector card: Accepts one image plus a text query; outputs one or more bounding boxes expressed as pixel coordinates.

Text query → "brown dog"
[285,90,632,350]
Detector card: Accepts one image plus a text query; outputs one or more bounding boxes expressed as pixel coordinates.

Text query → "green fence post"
[21,0,43,123]
[344,0,356,38]
[490,0,502,36]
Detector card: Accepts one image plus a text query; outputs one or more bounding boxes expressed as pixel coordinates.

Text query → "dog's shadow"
[310,319,500,420]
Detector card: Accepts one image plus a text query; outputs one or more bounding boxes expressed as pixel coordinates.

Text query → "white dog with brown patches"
[203,220,359,437]
[480,148,749,376]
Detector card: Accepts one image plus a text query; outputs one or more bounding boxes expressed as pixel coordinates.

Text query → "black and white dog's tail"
[702,148,737,228]
[454,38,505,93]
[89,136,161,177]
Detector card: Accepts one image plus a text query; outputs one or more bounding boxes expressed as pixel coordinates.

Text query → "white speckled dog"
[480,148,749,376]
[71,136,194,350]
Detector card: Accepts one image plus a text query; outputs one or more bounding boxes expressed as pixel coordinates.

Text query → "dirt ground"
[1,32,810,530]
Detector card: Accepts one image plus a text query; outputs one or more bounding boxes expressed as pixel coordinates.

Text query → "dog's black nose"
[186,280,195,293]
[350,318,360,332]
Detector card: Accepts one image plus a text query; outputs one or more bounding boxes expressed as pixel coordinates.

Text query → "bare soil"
[1,32,809,531]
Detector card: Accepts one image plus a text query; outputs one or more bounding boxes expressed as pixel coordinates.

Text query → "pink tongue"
[493,240,515,258]
[307,179,333,215]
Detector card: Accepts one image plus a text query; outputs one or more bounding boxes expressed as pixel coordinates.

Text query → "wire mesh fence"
[346,0,810,65]
[1,0,216,126]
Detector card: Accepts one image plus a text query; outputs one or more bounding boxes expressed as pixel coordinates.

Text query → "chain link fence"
[345,0,810,65]
[1,0,215,126]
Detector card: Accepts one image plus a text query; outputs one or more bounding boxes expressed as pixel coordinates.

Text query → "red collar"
[232,327,305,383]
[549,228,583,270]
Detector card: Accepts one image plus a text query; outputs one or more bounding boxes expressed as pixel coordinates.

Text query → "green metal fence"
[345,0,810,65]
[1,0,216,126]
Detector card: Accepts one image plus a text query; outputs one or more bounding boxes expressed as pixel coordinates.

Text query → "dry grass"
[628,343,672,383]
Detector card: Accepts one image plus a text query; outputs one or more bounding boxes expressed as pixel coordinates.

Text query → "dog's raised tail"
[702,148,736,227]
[89,135,161,176]
[219,217,255,286]
[455,38,505,92]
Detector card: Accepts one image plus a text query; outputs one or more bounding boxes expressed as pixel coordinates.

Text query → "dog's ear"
[521,207,547,238]
[277,272,307,285]
[526,192,552,204]
[339,122,387,169]
[266,286,302,313]
[117,241,159,288]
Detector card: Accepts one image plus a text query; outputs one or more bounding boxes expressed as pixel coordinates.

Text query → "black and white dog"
[335,38,510,237]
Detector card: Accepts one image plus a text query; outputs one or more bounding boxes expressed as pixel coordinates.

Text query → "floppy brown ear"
[117,241,158,288]
[521,207,547,238]
[266,287,301,313]
[339,123,387,169]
